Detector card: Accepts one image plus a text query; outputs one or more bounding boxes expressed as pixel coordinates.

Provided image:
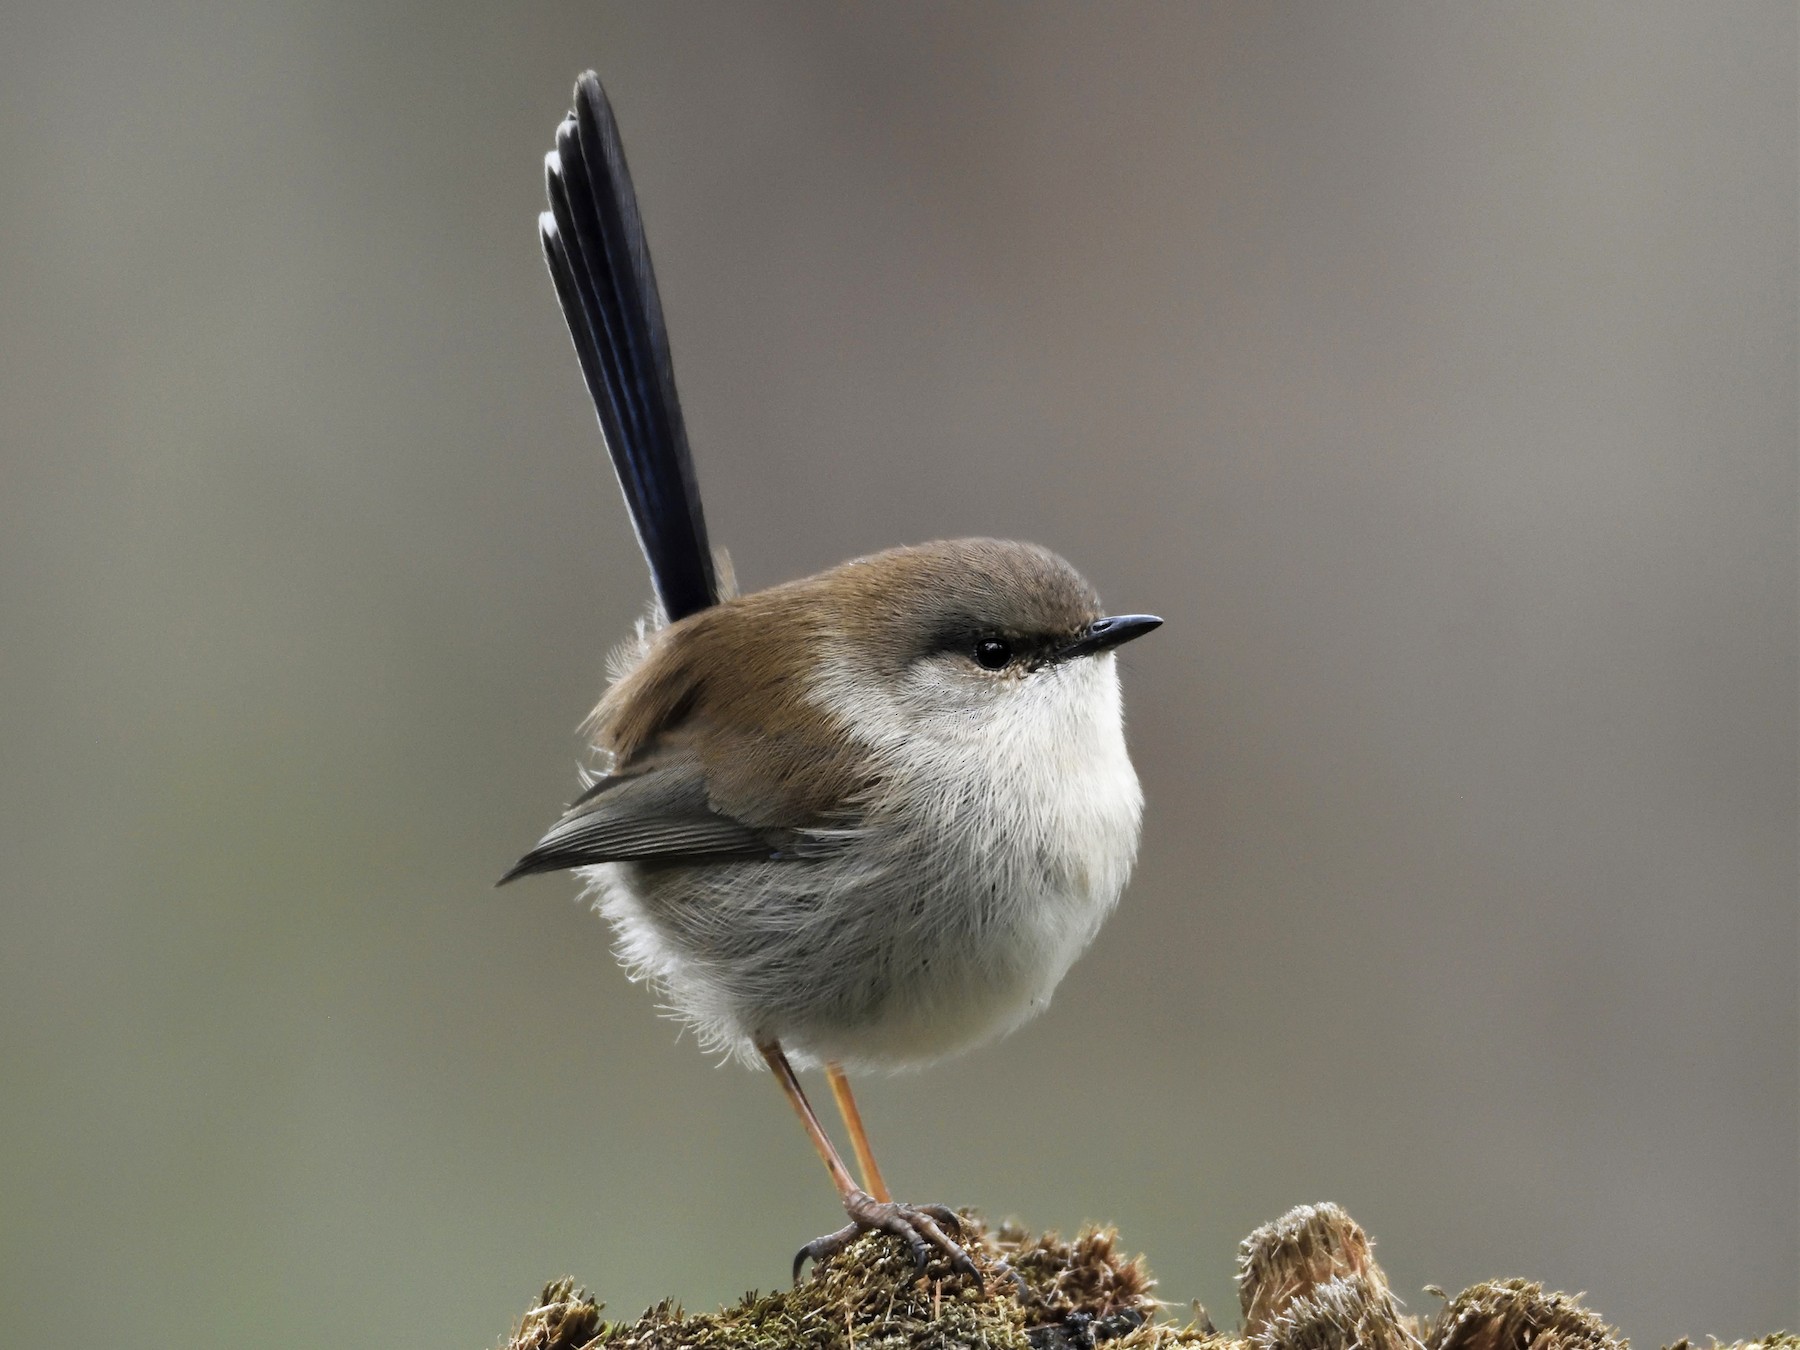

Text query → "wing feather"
[499,755,772,884]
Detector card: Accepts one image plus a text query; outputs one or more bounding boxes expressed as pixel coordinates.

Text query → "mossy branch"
[497,1202,1791,1350]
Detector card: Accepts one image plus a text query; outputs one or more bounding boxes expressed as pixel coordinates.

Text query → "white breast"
[796,650,1145,1068]
[583,650,1144,1073]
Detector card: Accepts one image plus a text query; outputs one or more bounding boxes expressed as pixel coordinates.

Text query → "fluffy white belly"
[585,653,1143,1071]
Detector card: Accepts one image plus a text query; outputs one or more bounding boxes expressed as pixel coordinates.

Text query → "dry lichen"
[1236,1202,1420,1350]
[1426,1280,1620,1350]
[498,1204,1790,1350]
[511,1278,606,1350]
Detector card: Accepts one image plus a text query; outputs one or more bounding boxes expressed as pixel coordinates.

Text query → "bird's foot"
[793,1189,981,1285]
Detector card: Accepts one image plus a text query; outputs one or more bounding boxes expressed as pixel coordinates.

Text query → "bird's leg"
[759,1040,859,1195]
[759,1042,977,1285]
[825,1062,891,1203]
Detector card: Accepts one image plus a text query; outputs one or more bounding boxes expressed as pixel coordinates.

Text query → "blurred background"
[3,4,1794,1346]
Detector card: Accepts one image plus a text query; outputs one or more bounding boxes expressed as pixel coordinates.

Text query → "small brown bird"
[505,72,1160,1282]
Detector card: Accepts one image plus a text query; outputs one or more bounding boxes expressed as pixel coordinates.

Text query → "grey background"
[3,4,1794,1347]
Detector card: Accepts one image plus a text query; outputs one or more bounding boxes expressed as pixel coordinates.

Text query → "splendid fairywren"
[503,72,1162,1282]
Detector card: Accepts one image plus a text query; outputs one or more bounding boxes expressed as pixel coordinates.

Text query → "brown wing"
[581,591,877,834]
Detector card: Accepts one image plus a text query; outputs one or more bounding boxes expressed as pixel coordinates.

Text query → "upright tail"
[539,72,720,623]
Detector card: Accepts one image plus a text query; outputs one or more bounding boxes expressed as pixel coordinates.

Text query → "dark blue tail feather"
[540,72,719,622]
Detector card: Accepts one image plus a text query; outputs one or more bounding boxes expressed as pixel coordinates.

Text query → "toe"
[793,1221,861,1285]
[885,1216,934,1281]
[805,1194,981,1287]
[893,1206,979,1282]
[916,1204,964,1236]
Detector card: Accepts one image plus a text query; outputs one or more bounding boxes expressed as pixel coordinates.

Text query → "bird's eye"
[973,637,1013,670]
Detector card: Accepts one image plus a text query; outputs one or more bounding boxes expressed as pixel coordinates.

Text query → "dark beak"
[1057,613,1163,661]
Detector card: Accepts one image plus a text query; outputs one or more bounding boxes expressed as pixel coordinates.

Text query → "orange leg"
[759,1042,859,1199]
[759,1041,975,1284]
[826,1063,891,1203]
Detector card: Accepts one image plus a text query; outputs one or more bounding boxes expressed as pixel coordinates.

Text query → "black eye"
[973,637,1013,670]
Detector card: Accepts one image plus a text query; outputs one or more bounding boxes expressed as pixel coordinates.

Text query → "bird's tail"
[540,71,720,622]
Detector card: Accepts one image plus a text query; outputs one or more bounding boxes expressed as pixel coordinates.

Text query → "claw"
[991,1256,1028,1298]
[901,1224,933,1280]
[908,1211,979,1279]
[793,1190,982,1287]
[917,1204,964,1236]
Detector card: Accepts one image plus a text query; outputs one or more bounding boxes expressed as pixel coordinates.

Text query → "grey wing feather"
[498,757,771,884]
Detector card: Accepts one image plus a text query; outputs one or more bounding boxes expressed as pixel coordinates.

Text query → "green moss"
[505,1217,1224,1350]
[499,1207,1790,1350]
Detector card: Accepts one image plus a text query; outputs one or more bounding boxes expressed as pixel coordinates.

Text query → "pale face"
[897,630,1114,732]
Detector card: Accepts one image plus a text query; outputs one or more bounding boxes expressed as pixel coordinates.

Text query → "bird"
[503,71,1162,1284]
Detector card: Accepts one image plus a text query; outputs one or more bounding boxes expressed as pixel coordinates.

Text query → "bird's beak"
[1057,614,1163,661]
